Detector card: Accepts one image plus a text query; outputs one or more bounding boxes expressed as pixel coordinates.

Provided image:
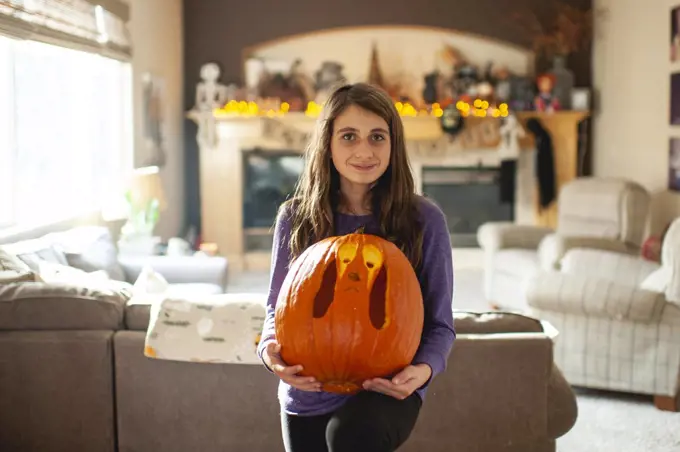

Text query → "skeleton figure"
[195,62,227,111]
[194,62,228,148]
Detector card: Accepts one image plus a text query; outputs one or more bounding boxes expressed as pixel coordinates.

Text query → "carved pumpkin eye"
[362,244,383,272]
[337,243,358,275]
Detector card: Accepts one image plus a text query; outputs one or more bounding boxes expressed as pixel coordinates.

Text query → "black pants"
[281,391,422,452]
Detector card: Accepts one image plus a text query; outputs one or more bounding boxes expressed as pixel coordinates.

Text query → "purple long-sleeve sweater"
[257,195,455,416]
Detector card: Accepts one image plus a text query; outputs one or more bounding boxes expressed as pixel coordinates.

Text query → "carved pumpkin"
[275,232,424,394]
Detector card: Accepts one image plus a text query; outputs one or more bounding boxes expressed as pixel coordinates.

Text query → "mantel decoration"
[513,2,607,109]
[188,26,592,153]
[194,62,229,147]
[258,114,502,158]
[189,39,537,136]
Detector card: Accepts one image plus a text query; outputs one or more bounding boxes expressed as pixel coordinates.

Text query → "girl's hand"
[362,364,432,400]
[263,342,322,392]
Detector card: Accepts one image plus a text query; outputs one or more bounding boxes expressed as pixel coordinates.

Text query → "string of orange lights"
[213,99,510,119]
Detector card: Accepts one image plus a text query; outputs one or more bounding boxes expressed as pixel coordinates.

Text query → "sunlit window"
[0,34,133,229]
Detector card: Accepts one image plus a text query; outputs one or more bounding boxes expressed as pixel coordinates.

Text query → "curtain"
[0,0,131,60]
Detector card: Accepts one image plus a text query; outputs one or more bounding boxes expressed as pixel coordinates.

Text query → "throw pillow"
[143,293,267,364]
[639,266,672,293]
[0,247,37,284]
[38,260,110,284]
[48,226,127,281]
[131,264,169,296]
[1,237,69,272]
[36,260,133,297]
[640,236,662,263]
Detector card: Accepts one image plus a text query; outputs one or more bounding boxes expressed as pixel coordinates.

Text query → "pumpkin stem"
[354,226,365,234]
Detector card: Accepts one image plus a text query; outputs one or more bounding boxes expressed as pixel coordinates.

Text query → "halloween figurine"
[440,103,465,136]
[534,74,560,113]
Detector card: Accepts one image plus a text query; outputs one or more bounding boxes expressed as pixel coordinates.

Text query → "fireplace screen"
[421,166,514,247]
[243,149,304,250]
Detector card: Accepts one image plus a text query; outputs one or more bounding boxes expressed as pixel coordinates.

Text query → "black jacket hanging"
[498,159,516,205]
[525,118,556,208]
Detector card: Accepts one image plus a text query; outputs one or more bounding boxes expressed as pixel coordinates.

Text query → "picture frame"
[670,72,680,125]
[672,6,680,62]
[670,137,680,192]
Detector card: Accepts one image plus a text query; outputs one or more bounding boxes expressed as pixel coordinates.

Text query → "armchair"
[525,217,680,411]
[477,177,651,311]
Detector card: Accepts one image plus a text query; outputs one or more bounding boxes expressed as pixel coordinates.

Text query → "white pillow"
[38,260,109,284]
[144,293,267,364]
[132,264,168,295]
[640,266,672,293]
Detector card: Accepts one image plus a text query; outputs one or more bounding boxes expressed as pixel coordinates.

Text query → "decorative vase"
[549,55,574,110]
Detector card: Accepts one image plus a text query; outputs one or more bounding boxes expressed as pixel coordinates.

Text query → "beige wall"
[126,0,185,240]
[593,0,680,234]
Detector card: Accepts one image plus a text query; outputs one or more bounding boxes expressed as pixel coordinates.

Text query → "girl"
[257,83,455,452]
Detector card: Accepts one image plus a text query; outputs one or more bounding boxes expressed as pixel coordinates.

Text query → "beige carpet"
[558,388,680,452]
[228,248,680,451]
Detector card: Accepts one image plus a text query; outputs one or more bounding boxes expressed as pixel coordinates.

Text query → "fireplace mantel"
[188,110,589,272]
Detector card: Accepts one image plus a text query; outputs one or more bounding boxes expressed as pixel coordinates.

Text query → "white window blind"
[0,0,131,60]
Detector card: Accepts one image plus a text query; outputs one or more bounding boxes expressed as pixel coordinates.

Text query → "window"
[0,33,133,229]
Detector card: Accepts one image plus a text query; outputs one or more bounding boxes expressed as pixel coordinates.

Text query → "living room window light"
[0,33,133,230]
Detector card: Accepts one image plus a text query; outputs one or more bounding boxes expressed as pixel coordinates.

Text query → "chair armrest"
[424,333,572,444]
[477,222,553,251]
[547,364,577,439]
[118,255,228,291]
[662,218,680,305]
[537,234,634,271]
[560,248,661,285]
[525,272,666,323]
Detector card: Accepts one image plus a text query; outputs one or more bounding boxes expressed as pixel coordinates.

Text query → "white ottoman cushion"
[144,292,267,364]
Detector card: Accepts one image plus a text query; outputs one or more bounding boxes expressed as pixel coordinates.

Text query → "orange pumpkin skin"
[274,233,424,395]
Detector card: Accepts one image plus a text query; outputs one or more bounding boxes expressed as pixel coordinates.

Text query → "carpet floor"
[228,248,680,451]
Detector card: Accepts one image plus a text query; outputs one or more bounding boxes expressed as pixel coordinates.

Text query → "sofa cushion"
[526,272,666,323]
[142,292,267,364]
[453,310,544,335]
[0,330,118,452]
[0,282,129,330]
[0,247,37,284]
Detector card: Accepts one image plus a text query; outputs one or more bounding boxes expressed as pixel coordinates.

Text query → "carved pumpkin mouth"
[313,243,389,330]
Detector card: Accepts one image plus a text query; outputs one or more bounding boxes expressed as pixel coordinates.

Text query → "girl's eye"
[371,134,385,142]
[342,133,355,141]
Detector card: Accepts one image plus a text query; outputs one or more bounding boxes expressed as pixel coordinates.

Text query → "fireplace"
[243,149,304,251]
[421,166,514,247]
[242,148,514,250]
[191,109,585,272]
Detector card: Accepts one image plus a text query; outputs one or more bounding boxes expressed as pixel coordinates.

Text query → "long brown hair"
[282,83,424,269]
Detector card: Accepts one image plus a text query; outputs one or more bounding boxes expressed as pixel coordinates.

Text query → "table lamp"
[119,166,166,255]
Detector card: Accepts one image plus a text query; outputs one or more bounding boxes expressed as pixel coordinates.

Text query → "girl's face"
[330,104,391,190]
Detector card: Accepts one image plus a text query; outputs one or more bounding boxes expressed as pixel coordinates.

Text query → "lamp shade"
[128,166,166,211]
